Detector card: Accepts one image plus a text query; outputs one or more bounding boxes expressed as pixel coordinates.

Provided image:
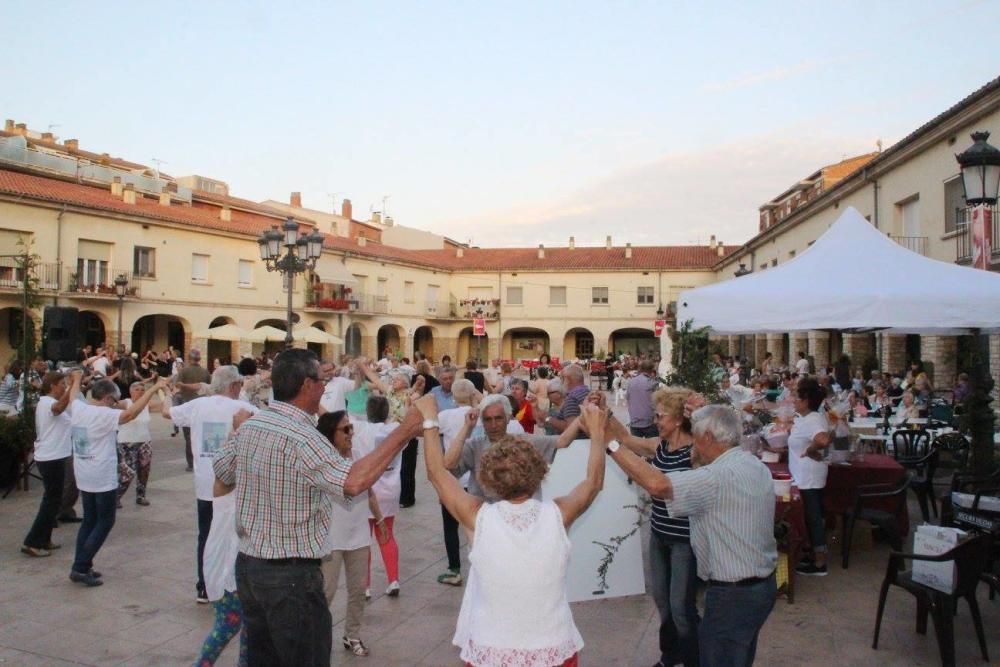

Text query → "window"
[771,259,778,267]
[133,246,155,277]
[377,278,388,299]
[944,177,965,233]
[506,286,523,305]
[404,281,414,303]
[549,286,567,306]
[637,286,654,305]
[788,250,796,259]
[899,196,920,237]
[76,258,109,288]
[191,253,209,282]
[238,260,253,286]
[592,286,609,305]
[426,284,439,314]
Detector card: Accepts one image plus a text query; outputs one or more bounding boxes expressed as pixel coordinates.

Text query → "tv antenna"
[151,157,167,179]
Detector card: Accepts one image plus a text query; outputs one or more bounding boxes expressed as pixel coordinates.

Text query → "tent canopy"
[192,323,248,341]
[677,207,1000,335]
[292,325,344,345]
[245,325,289,343]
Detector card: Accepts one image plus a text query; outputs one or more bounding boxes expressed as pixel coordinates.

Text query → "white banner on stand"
[541,440,646,602]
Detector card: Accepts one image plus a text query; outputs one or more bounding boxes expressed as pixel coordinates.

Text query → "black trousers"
[399,438,418,506]
[441,503,461,571]
[58,456,79,519]
[196,499,214,589]
[24,457,66,548]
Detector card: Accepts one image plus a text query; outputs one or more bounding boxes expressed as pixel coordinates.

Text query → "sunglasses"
[338,425,354,435]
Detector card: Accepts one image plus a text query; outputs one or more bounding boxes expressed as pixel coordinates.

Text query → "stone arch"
[502,327,550,361]
[563,327,595,361]
[414,325,438,360]
[131,313,192,356]
[457,326,489,366]
[608,327,657,358]
[345,322,366,358]
[377,324,404,359]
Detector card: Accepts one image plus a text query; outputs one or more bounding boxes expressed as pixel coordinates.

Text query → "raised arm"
[416,395,482,531]
[443,408,478,470]
[343,408,422,496]
[356,358,389,394]
[607,414,658,458]
[554,404,608,528]
[52,370,83,416]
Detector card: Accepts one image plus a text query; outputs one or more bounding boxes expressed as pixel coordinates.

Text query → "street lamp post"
[954,131,1000,475]
[257,218,324,347]
[114,273,128,352]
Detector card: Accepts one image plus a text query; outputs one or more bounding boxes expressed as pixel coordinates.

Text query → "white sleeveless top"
[453,499,583,667]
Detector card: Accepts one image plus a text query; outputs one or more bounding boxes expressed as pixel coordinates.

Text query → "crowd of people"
[13,337,968,666]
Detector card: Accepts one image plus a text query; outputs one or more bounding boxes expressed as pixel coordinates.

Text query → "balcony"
[66,269,141,298]
[955,205,1000,265]
[0,258,62,291]
[424,300,458,319]
[459,298,500,320]
[889,235,928,256]
[306,292,388,315]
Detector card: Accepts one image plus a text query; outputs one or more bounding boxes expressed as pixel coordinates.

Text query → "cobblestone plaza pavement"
[2,400,999,666]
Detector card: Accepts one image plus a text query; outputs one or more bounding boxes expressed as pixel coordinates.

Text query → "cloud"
[701,60,826,94]
[431,130,878,250]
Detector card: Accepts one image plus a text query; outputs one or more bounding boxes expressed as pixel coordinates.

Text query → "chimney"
[606,235,612,250]
[709,234,717,249]
[290,192,302,208]
[456,247,464,258]
[41,132,54,142]
[220,206,232,221]
[99,153,111,166]
[341,198,352,220]
[371,211,382,225]
[717,243,725,257]
[111,176,123,197]
[357,235,367,247]
[159,186,171,206]
[625,243,632,259]
[123,182,136,205]
[64,138,79,152]
[538,244,545,259]
[569,236,575,249]
[3,120,13,132]
[14,123,27,136]
[384,216,394,227]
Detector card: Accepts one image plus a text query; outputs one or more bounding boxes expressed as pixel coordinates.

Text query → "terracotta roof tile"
[0,168,729,272]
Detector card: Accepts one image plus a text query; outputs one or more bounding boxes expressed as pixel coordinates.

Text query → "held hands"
[586,390,607,410]
[414,393,439,421]
[580,403,608,435]
[683,393,707,419]
[464,408,480,427]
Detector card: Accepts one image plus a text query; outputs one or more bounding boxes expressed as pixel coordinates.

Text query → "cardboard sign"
[654,320,666,337]
[473,318,486,336]
[972,205,993,271]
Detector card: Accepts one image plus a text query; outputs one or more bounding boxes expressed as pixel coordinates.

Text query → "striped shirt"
[650,442,693,541]
[213,401,352,559]
[666,447,777,582]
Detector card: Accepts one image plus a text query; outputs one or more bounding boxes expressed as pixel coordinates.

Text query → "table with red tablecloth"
[766,454,909,536]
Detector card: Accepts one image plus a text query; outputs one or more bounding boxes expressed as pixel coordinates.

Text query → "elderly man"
[626,359,660,438]
[544,363,588,436]
[319,358,355,414]
[213,348,423,666]
[175,349,212,471]
[430,365,457,411]
[164,365,258,603]
[606,403,777,666]
[444,394,579,503]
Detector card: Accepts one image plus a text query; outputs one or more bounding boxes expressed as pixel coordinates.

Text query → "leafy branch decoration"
[592,495,651,593]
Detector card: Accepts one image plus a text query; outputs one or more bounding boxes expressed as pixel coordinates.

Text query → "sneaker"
[437,569,462,586]
[795,562,828,577]
[196,584,209,603]
[342,636,369,657]
[20,545,51,558]
[43,542,61,550]
[136,497,150,506]
[385,581,400,597]
[364,588,371,601]
[69,570,103,587]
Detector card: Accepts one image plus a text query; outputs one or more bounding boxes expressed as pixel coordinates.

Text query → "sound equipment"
[43,306,79,362]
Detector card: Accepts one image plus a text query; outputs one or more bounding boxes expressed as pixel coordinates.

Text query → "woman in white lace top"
[414,393,609,667]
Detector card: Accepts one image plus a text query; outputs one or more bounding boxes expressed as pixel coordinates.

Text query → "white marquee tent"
[676,207,1000,335]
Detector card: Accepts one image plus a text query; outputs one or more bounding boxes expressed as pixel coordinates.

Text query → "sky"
[3,1,1000,248]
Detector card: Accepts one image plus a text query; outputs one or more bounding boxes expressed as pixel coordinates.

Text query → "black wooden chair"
[892,428,931,459]
[841,471,912,569]
[906,448,941,523]
[872,532,992,667]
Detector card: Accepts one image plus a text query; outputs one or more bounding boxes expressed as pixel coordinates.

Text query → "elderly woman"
[317,410,386,657]
[510,379,535,433]
[536,380,565,435]
[789,378,832,576]
[416,393,608,667]
[363,367,425,508]
[237,358,271,409]
[893,389,921,425]
[116,382,154,507]
[608,387,700,667]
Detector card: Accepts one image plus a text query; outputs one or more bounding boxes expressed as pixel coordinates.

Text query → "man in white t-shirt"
[795,352,810,377]
[320,359,356,415]
[90,347,111,377]
[70,376,167,586]
[164,365,257,603]
[22,369,82,557]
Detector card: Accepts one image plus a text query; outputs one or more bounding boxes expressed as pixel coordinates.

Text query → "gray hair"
[436,365,456,380]
[211,365,243,394]
[188,349,202,363]
[562,363,584,383]
[451,378,477,406]
[480,393,512,421]
[387,369,409,385]
[690,405,741,448]
[510,378,528,393]
[547,380,564,394]
[91,379,120,402]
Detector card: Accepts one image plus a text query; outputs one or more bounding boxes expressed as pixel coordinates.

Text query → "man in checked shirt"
[214,348,424,666]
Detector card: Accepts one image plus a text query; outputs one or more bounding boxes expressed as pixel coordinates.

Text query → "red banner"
[972,205,993,271]
[473,318,486,336]
[654,320,666,337]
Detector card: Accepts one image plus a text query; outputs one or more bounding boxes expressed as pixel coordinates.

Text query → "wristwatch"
[605,439,621,455]
[422,418,440,431]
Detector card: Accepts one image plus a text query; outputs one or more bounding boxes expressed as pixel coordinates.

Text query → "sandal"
[342,636,369,657]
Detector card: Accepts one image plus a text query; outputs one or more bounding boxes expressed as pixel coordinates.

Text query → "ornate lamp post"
[954,132,1000,474]
[257,218,324,347]
[114,273,128,352]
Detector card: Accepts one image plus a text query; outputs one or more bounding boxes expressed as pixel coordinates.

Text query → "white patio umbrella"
[292,326,344,345]
[192,323,249,341]
[245,325,290,343]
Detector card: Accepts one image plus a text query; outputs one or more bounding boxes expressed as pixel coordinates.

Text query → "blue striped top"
[650,441,693,541]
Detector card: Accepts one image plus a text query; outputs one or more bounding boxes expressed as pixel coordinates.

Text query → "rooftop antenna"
[382,195,391,219]
[876,138,883,152]
[46,123,60,135]
[327,192,342,213]
[151,157,167,179]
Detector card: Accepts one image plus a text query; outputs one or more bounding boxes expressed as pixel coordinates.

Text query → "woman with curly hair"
[608,386,700,667]
[415,393,609,667]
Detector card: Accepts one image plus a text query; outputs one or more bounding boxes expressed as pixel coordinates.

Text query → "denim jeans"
[72,489,118,574]
[235,553,331,667]
[700,574,776,667]
[24,457,66,548]
[648,531,700,667]
[799,488,827,555]
[197,499,214,590]
[58,456,79,519]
